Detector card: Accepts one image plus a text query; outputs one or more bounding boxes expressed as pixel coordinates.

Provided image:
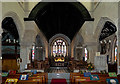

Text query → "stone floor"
[48,67,70,73]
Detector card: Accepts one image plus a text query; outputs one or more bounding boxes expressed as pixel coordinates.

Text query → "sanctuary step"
[48,73,70,84]
[51,79,67,84]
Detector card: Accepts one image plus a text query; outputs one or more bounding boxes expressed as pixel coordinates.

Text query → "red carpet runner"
[51,79,67,84]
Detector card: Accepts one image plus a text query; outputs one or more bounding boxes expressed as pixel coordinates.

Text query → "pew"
[18,79,42,84]
[2,72,48,84]
[70,72,120,84]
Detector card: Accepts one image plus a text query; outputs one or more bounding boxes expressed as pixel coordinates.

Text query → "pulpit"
[94,55,108,72]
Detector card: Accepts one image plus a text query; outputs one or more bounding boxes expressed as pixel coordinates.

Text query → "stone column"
[26,47,31,63]
[43,48,45,60]
[0,32,2,84]
[20,42,32,71]
[85,42,98,64]
[20,21,37,72]
[118,1,120,74]
[20,45,28,71]
[0,2,2,83]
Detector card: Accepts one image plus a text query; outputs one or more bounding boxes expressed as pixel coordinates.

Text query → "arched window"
[115,46,117,62]
[85,48,88,61]
[32,44,35,62]
[52,39,67,57]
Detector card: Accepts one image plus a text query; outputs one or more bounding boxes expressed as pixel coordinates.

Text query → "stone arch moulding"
[21,30,37,47]
[94,17,116,43]
[40,0,82,2]
[49,33,71,57]
[2,11,24,42]
[49,33,71,46]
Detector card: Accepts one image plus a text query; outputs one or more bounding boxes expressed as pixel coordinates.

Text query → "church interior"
[0,1,120,84]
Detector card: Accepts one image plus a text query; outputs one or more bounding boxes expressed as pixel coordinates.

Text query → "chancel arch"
[49,34,70,66]
[51,38,68,57]
[49,34,70,56]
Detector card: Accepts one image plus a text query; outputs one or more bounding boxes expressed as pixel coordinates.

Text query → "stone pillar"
[118,1,120,74]
[20,21,38,72]
[0,32,2,84]
[43,48,45,60]
[71,38,75,58]
[0,2,2,83]
[26,47,31,63]
[86,42,98,64]
[20,45,28,71]
[20,43,31,72]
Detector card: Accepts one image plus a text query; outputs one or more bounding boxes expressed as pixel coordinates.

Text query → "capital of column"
[20,42,33,48]
[83,42,99,47]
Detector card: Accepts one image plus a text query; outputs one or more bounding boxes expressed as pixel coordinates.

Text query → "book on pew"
[106,79,119,84]
[2,72,8,77]
[108,72,117,77]
[9,70,16,75]
[76,79,90,81]
[90,75,99,80]
[32,79,41,81]
[19,75,29,80]
[84,72,91,77]
[27,72,33,77]
[5,78,18,84]
[31,70,37,74]
[76,79,86,81]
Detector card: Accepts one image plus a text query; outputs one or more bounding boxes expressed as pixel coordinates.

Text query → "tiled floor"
[48,67,70,73]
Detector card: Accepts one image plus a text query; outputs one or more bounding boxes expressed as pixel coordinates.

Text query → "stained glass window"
[52,39,67,57]
[32,45,35,62]
[85,48,87,61]
[115,47,117,62]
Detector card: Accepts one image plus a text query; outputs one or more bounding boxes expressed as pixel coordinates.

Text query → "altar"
[55,62,64,66]
[54,57,65,67]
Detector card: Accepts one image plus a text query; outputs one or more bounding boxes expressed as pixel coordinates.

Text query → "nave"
[1,1,120,84]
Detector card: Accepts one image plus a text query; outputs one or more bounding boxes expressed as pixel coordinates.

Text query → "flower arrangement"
[87,63,94,71]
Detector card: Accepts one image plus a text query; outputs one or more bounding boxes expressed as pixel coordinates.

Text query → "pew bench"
[2,73,48,84]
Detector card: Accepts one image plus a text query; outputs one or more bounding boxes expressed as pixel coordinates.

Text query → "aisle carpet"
[51,79,67,84]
